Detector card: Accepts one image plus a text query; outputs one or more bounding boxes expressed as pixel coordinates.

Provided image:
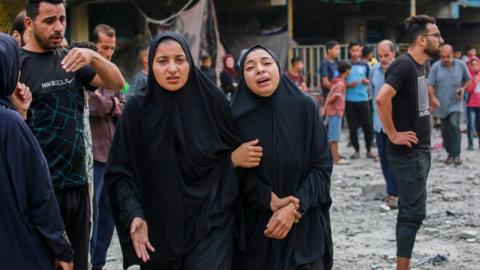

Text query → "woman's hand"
[264,203,302,240]
[270,192,300,212]
[10,83,32,119]
[130,217,155,262]
[231,139,263,168]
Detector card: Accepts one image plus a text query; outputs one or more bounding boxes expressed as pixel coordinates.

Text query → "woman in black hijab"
[0,33,74,269]
[231,46,334,270]
[105,32,262,270]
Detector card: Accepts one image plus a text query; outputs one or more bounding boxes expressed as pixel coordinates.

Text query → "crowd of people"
[0,1,477,270]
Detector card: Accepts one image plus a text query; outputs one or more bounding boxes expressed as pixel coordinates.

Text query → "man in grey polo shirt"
[428,44,470,165]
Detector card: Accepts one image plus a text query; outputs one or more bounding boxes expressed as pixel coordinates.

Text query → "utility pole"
[410,0,416,16]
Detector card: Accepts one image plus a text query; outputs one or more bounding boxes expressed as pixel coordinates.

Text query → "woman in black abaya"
[0,33,73,270]
[105,32,262,270]
[231,46,334,270]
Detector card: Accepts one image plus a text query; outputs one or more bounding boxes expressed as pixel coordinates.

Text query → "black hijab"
[0,33,20,107]
[105,32,241,268]
[231,46,333,270]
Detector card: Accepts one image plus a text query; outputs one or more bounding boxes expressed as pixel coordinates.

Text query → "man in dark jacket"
[89,23,125,270]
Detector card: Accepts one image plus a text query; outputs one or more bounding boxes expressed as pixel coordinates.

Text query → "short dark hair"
[348,41,361,50]
[26,0,64,20]
[11,10,26,35]
[362,46,374,58]
[326,40,339,51]
[467,46,477,53]
[136,42,149,56]
[290,56,303,65]
[337,60,351,74]
[92,24,116,43]
[404,15,436,44]
[201,54,211,61]
[69,41,98,52]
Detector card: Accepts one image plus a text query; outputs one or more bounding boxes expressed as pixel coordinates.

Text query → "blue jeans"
[90,161,115,270]
[375,131,398,196]
[467,107,480,146]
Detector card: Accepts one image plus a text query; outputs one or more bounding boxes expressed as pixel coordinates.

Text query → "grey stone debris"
[424,228,440,236]
[459,230,478,239]
[442,192,463,202]
[379,204,391,213]
[360,183,386,201]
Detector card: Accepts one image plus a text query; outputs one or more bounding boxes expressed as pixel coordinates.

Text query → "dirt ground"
[330,128,480,270]
[104,128,480,270]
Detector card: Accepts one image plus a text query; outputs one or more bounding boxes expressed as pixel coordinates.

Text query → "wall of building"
[0,0,25,33]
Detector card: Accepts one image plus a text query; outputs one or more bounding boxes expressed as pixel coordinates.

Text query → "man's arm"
[89,52,125,91]
[428,85,440,110]
[61,48,125,91]
[460,65,471,95]
[322,77,332,90]
[346,80,359,88]
[376,83,418,147]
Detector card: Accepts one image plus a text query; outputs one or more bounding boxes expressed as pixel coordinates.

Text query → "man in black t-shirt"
[376,15,443,270]
[20,1,125,270]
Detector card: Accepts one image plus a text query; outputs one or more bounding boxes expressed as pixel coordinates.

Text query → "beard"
[33,29,63,50]
[424,40,440,58]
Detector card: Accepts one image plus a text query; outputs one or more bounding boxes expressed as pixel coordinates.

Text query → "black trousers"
[55,185,90,270]
[388,151,430,258]
[345,101,374,152]
[141,215,234,270]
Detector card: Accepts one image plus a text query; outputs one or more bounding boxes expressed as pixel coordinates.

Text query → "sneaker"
[453,156,463,165]
[366,151,377,159]
[350,152,360,159]
[467,144,474,151]
[444,156,454,165]
[336,158,350,165]
[383,196,398,209]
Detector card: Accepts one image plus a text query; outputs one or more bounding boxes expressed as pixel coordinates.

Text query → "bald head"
[440,44,454,67]
[377,39,396,70]
[378,40,395,53]
[440,44,453,54]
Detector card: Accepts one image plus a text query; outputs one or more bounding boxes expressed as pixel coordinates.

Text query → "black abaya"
[0,33,73,270]
[105,32,241,269]
[231,46,334,270]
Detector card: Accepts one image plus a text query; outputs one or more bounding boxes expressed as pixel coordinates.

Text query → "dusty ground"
[104,128,480,270]
[329,127,480,270]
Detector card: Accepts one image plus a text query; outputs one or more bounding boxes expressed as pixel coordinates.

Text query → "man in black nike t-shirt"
[20,1,125,269]
[376,15,443,270]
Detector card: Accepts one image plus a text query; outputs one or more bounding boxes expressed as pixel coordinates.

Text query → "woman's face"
[225,57,235,69]
[243,49,280,97]
[152,40,190,91]
[471,60,479,73]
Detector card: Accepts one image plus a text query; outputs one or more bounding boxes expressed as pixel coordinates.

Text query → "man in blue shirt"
[346,41,375,159]
[428,44,470,165]
[370,40,398,208]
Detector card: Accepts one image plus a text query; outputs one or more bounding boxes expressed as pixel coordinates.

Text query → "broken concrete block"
[424,228,440,236]
[459,230,478,239]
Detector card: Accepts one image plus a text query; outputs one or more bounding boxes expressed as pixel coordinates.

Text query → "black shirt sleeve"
[385,58,409,94]
[75,65,97,92]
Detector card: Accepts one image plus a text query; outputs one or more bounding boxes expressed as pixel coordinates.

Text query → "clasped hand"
[264,192,302,240]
